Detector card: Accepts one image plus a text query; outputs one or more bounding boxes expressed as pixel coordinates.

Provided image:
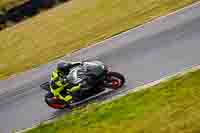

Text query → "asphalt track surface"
[1,2,200,133]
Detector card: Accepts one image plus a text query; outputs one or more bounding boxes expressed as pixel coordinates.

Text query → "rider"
[50,61,94,103]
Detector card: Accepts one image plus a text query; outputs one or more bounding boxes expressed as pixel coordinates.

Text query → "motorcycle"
[40,61,125,109]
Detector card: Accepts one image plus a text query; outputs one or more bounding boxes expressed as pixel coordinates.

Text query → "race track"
[0,2,200,133]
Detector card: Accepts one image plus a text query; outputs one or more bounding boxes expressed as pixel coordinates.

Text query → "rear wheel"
[104,72,125,90]
[45,92,68,109]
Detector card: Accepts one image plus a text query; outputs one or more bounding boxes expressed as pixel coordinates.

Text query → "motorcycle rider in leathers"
[50,61,97,103]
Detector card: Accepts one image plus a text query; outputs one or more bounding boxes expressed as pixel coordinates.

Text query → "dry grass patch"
[0,0,198,79]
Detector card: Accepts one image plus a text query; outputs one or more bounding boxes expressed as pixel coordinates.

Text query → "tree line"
[0,0,68,30]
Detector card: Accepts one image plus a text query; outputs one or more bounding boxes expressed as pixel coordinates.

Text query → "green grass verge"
[25,69,200,133]
[0,0,199,79]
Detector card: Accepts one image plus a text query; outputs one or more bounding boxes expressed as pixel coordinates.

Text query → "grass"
[0,0,199,79]
[24,69,200,133]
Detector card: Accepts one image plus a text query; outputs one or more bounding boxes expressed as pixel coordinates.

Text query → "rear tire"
[45,92,67,109]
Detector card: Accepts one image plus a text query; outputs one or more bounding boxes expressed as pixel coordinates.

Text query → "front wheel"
[104,72,125,90]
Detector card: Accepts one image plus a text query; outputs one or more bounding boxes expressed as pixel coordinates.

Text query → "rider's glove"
[80,80,87,87]
[80,80,90,91]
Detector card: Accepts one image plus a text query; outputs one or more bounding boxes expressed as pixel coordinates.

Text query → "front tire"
[105,72,125,90]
